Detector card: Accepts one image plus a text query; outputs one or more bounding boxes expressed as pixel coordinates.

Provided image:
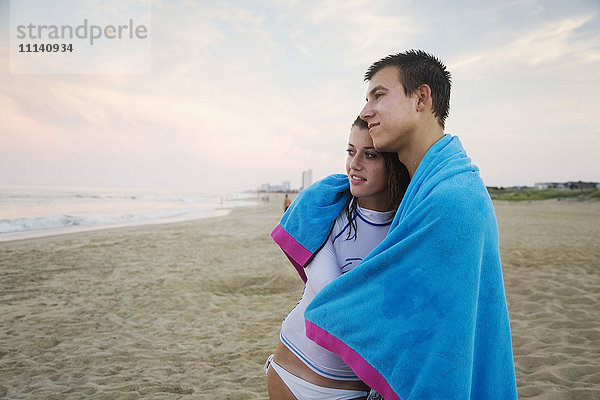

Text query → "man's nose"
[360,102,373,121]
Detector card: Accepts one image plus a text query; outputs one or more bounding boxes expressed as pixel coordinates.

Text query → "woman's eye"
[365,152,377,158]
[346,149,355,155]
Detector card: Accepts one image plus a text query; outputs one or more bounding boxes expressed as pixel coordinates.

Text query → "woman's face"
[345,126,390,211]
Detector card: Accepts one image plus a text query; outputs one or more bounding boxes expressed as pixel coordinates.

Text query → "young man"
[303,51,518,399]
[360,50,450,178]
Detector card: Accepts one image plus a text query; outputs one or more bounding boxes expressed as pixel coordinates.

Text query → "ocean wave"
[0,207,233,234]
[0,215,83,233]
[0,185,260,238]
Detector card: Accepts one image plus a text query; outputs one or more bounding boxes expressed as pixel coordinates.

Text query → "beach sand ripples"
[496,200,600,400]
[1,197,598,399]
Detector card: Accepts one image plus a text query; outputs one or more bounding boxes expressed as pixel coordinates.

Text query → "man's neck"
[397,125,444,178]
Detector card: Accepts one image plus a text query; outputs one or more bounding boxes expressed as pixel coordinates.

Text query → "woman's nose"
[350,156,363,170]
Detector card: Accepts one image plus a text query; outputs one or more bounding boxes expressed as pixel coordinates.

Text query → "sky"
[1,0,599,193]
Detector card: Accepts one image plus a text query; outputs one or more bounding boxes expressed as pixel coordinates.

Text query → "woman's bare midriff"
[271,340,370,392]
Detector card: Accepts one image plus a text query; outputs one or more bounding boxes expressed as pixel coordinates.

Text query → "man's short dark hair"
[365,50,451,128]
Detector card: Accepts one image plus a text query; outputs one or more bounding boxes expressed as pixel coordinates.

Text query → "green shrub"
[488,188,600,201]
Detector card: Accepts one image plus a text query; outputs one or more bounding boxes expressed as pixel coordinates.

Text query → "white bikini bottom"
[265,354,368,400]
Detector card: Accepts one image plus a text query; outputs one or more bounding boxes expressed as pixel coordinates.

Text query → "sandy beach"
[1,194,599,399]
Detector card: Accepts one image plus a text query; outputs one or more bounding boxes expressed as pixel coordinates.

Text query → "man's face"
[360,66,418,154]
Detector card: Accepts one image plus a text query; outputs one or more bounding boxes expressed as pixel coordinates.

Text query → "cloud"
[273,0,421,67]
[450,13,600,78]
[1,0,598,190]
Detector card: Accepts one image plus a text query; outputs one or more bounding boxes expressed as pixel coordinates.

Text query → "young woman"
[266,117,409,399]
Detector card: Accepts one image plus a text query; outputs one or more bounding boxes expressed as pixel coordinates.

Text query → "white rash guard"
[279,204,394,381]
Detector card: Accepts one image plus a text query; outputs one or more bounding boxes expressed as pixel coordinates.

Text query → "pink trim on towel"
[305,320,401,400]
[270,224,313,283]
[284,253,307,283]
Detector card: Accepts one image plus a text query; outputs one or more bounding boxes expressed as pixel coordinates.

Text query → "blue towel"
[270,174,351,282]
[273,134,518,399]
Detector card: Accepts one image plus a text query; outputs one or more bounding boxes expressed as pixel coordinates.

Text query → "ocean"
[0,184,258,242]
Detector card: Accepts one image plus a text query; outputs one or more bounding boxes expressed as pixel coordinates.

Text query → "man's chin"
[372,140,393,153]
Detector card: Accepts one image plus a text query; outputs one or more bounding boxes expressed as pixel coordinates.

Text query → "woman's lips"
[349,175,367,184]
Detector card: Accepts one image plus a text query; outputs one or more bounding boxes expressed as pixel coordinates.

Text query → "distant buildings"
[534,181,599,190]
[301,169,313,191]
[260,180,291,193]
[258,169,313,193]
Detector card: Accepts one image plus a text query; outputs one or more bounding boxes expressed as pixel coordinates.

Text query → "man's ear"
[415,84,432,112]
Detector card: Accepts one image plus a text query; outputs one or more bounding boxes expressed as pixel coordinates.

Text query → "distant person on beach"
[296,50,518,399]
[283,194,292,212]
[267,117,409,400]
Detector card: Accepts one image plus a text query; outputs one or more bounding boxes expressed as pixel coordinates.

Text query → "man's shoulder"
[425,169,494,218]
[433,168,486,196]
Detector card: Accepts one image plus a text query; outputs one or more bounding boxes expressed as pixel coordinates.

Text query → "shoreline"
[0,208,234,244]
[0,184,262,244]
[0,196,264,243]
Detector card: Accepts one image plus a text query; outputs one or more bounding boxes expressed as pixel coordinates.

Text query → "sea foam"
[0,185,258,240]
